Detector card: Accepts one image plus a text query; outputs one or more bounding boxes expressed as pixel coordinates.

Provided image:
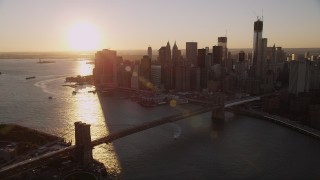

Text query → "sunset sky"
[0,0,319,52]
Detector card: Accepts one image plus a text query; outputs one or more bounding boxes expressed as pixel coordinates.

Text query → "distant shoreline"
[0,52,94,59]
[0,48,319,59]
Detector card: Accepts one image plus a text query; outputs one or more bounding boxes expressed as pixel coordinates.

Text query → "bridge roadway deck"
[225,96,260,107]
[234,108,320,139]
[91,105,219,146]
[91,96,261,146]
[186,96,260,106]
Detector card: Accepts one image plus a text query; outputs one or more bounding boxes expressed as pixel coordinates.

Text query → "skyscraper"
[159,46,167,86]
[198,48,207,89]
[236,51,247,81]
[226,51,233,72]
[190,67,200,91]
[171,41,181,89]
[159,42,173,90]
[139,55,151,90]
[118,60,132,88]
[218,37,228,65]
[205,53,212,69]
[151,65,161,89]
[275,47,285,63]
[94,49,118,88]
[205,47,209,54]
[166,41,171,62]
[131,64,140,90]
[292,53,298,61]
[186,42,198,66]
[239,51,245,62]
[289,60,310,95]
[148,46,152,60]
[158,46,167,64]
[175,61,191,91]
[252,18,264,79]
[197,48,206,68]
[212,46,223,65]
[172,41,181,63]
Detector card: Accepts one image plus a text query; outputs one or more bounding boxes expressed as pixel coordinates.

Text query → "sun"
[67,22,101,51]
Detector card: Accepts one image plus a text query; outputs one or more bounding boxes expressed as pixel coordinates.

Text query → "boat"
[26,76,36,80]
[72,91,77,95]
[158,101,167,105]
[48,96,53,99]
[86,61,94,64]
[62,84,77,88]
[75,82,86,85]
[37,59,55,64]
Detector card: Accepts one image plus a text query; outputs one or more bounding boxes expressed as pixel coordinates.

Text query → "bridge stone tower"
[211,94,225,125]
[74,121,93,167]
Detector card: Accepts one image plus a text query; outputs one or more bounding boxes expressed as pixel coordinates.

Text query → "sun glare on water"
[67,22,101,51]
[78,61,93,76]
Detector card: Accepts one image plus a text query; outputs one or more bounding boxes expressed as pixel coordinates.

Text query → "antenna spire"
[262,8,264,21]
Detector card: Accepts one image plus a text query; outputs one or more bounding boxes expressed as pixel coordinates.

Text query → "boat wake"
[172,124,182,139]
[34,76,66,95]
[37,74,67,79]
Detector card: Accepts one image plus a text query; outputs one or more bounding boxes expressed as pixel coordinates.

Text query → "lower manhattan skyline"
[2,0,320,179]
[0,0,320,52]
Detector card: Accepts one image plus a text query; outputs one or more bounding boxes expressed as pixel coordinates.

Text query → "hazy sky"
[0,0,319,52]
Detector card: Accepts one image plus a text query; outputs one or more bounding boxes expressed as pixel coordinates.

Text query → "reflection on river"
[1,59,320,179]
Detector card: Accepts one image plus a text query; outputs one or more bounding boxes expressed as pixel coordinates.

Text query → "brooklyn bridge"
[0,96,260,178]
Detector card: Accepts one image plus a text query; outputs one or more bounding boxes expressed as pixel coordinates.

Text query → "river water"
[1,59,320,179]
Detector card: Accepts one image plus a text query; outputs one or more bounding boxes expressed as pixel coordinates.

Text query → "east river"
[1,59,320,179]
